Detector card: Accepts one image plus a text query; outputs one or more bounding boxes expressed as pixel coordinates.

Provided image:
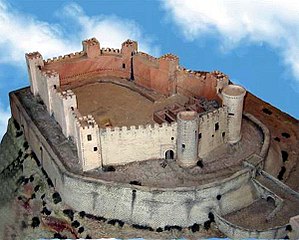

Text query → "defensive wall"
[26,37,229,99]
[25,37,234,171]
[10,88,265,229]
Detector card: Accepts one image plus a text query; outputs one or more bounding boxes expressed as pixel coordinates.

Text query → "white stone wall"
[198,107,228,158]
[100,123,177,166]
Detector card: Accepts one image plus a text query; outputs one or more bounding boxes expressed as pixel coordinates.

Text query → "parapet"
[42,69,59,80]
[54,88,76,100]
[82,37,100,58]
[78,114,98,130]
[222,85,246,99]
[177,66,209,79]
[121,39,138,52]
[177,111,198,122]
[44,51,85,64]
[25,51,42,60]
[198,106,228,123]
[101,121,177,137]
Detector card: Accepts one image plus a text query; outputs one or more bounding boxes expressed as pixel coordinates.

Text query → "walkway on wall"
[223,171,299,231]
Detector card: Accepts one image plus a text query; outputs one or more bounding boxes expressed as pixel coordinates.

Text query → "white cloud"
[0,1,159,64]
[0,103,10,141]
[163,0,299,87]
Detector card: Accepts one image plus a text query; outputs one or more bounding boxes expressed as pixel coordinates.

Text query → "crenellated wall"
[198,107,228,157]
[133,52,179,96]
[176,68,220,100]
[25,37,247,171]
[40,38,137,89]
[100,122,177,166]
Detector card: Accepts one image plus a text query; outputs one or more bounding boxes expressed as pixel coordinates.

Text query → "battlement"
[101,121,177,136]
[122,39,137,47]
[177,66,209,79]
[78,114,98,129]
[101,47,121,55]
[44,51,85,64]
[199,106,228,123]
[53,88,75,100]
[137,51,158,63]
[211,70,229,81]
[25,51,42,60]
[159,53,179,62]
[41,69,59,79]
[83,37,99,46]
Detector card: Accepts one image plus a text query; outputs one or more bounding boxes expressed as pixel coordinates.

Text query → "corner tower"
[177,111,199,168]
[222,85,246,144]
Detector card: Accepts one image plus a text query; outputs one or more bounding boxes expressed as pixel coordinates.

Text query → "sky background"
[0,0,298,140]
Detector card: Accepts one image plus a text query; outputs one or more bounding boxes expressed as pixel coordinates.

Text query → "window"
[94,147,98,152]
[122,63,126,69]
[222,132,226,138]
[228,113,235,116]
[215,122,219,131]
[198,133,202,140]
[87,134,92,141]
[182,144,185,149]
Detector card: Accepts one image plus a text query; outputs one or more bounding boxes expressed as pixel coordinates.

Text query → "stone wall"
[176,68,220,100]
[10,90,259,229]
[198,107,228,157]
[133,52,178,96]
[100,122,177,166]
[214,211,287,239]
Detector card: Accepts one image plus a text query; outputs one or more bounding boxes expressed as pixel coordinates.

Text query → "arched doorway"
[165,150,174,160]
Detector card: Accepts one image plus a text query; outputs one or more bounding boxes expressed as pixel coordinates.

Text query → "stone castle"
[25,38,246,171]
[8,37,299,238]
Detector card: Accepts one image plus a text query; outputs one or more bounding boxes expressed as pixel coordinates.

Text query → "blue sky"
[0,0,298,139]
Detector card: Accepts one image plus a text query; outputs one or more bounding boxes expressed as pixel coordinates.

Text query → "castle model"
[9,37,299,238]
[25,38,246,171]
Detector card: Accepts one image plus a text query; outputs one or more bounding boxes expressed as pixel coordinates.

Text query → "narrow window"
[198,133,202,140]
[215,122,219,131]
[182,144,185,149]
[87,134,92,141]
[222,132,226,138]
[93,147,98,152]
[228,113,235,116]
[122,63,126,69]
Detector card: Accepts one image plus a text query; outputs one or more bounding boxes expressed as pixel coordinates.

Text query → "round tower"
[221,84,246,144]
[177,111,199,168]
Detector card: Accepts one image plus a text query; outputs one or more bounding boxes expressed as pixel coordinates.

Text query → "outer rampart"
[10,88,259,229]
